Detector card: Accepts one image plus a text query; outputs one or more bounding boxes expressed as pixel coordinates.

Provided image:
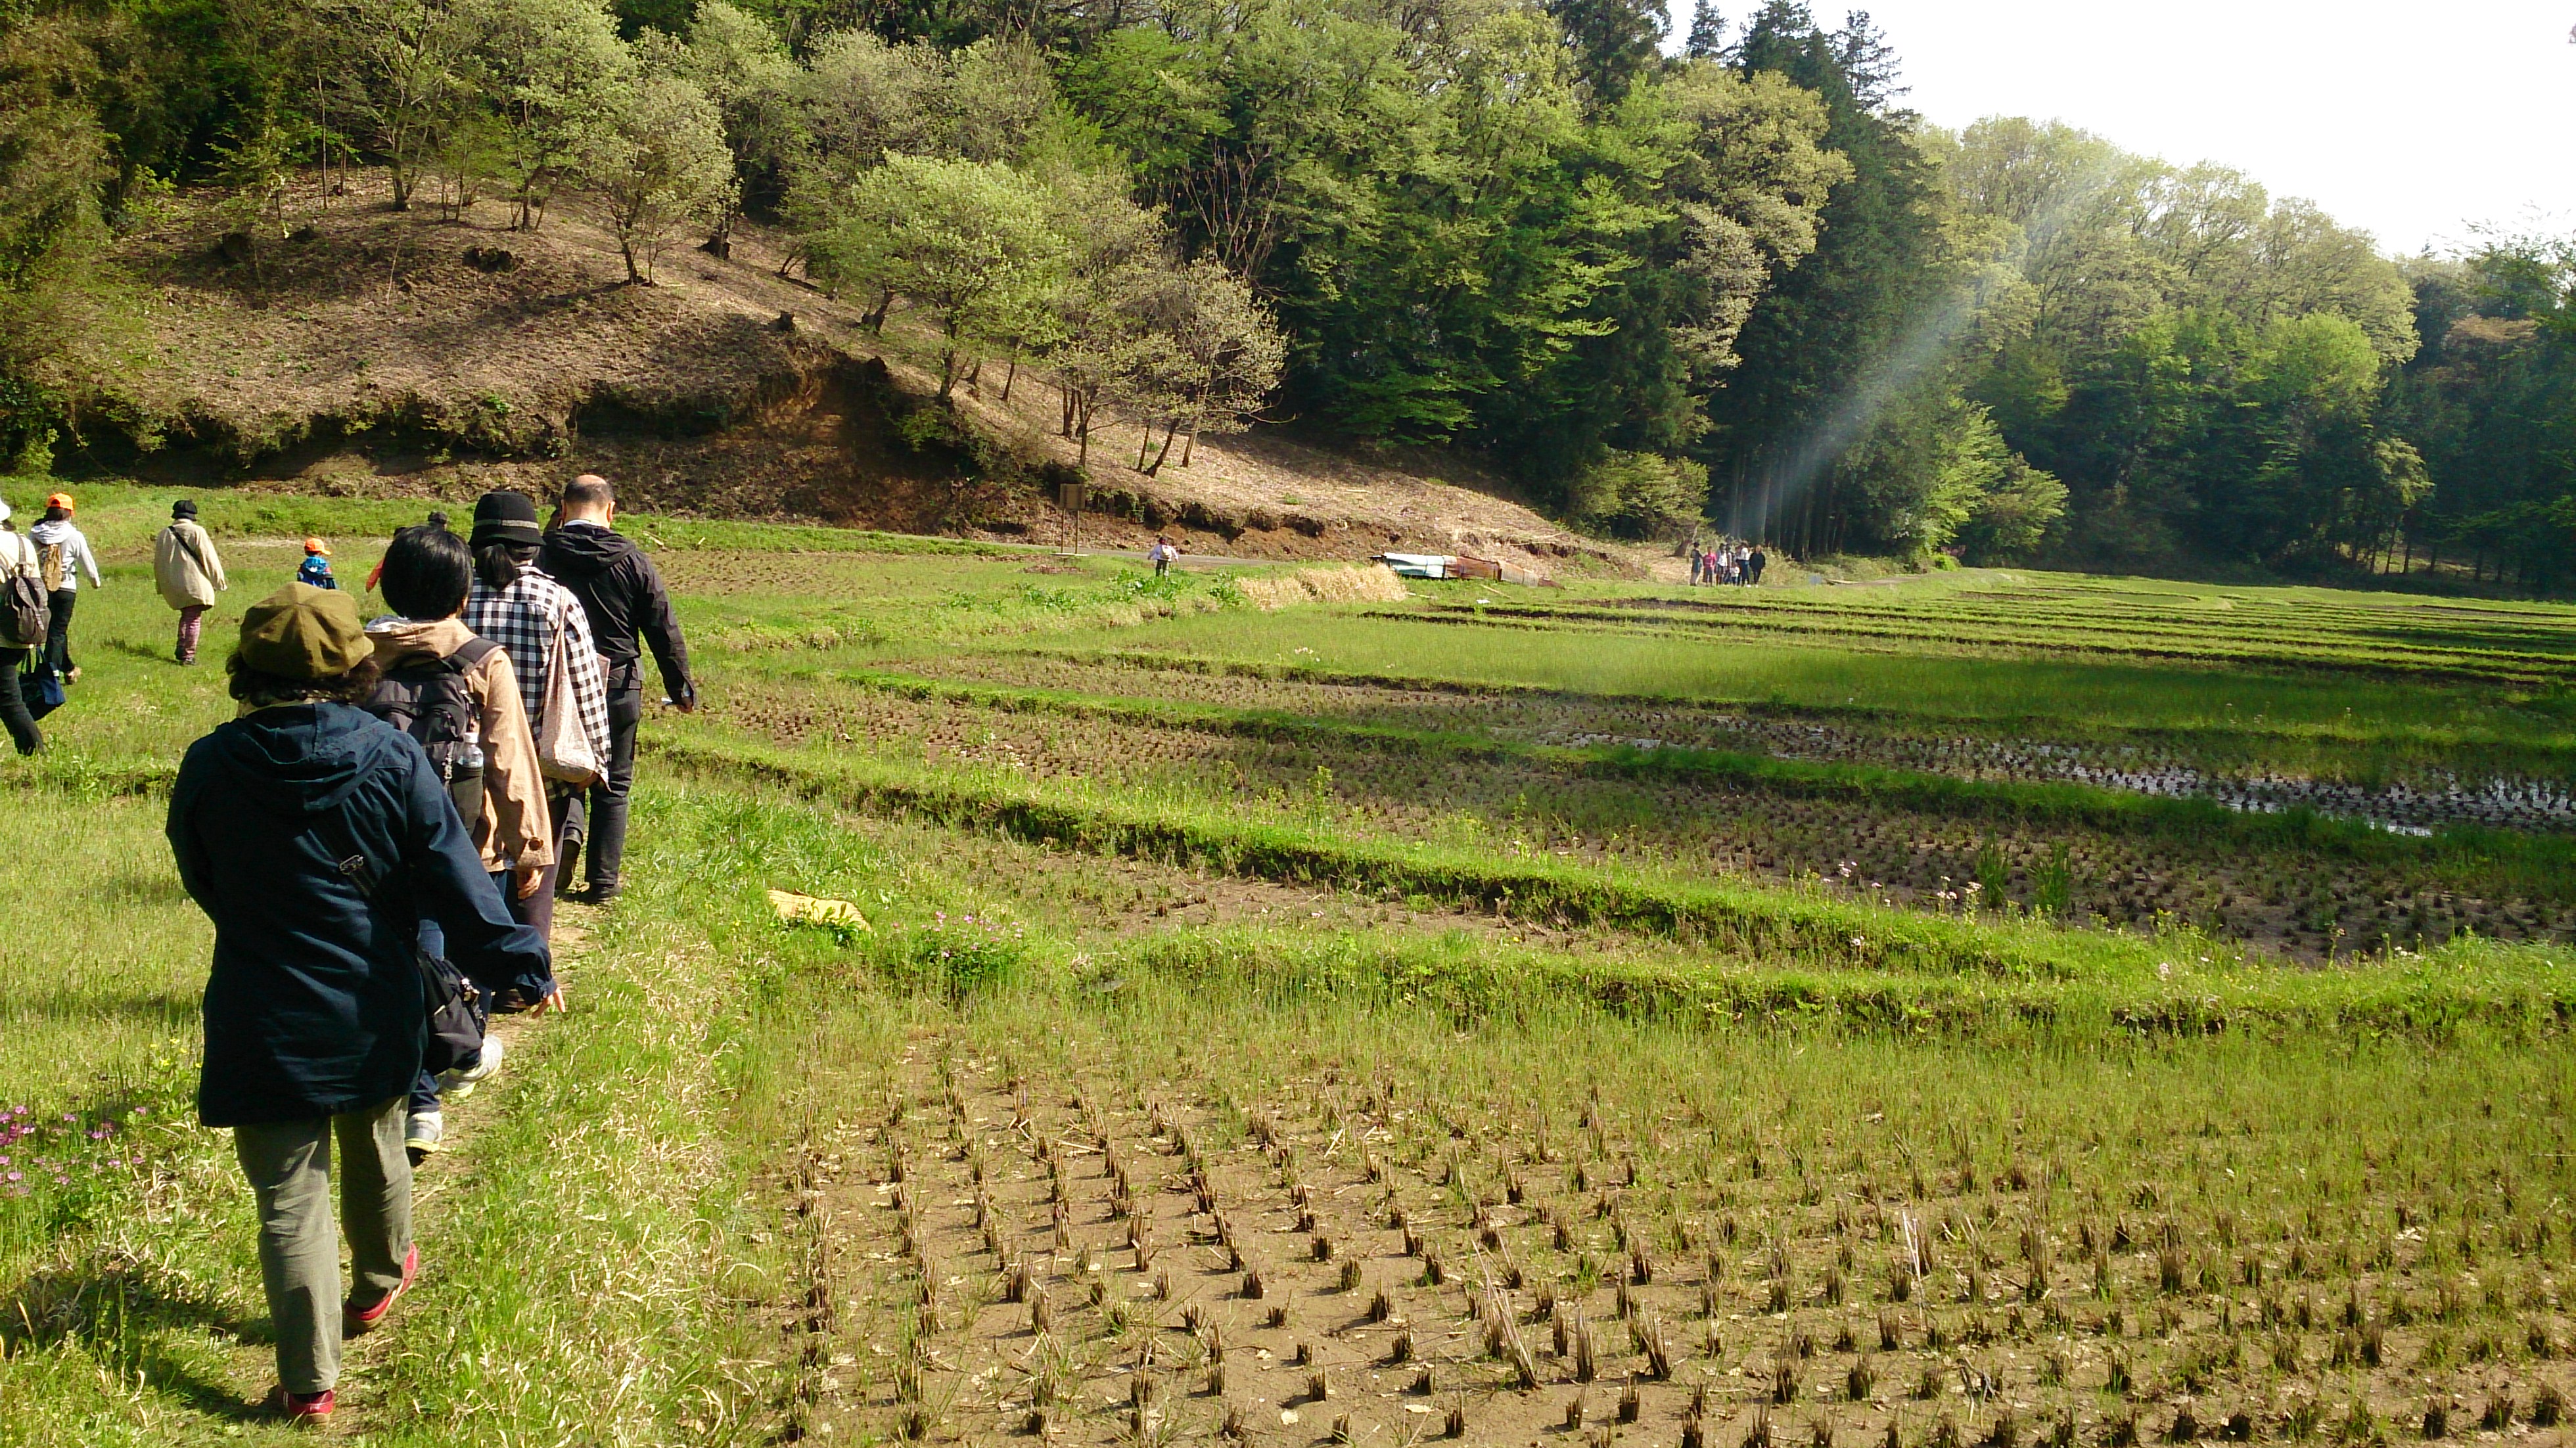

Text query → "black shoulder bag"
[321,811,486,1077]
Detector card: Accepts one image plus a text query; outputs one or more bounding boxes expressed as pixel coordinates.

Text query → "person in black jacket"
[168,583,553,1422]
[536,475,694,904]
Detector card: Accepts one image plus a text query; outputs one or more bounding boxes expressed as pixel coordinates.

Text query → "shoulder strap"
[433,637,501,679]
[174,524,213,579]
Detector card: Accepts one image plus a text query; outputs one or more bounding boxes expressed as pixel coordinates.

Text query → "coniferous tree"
[1685,1,1727,60]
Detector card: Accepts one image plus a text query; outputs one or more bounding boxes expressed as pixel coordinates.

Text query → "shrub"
[1567,451,1709,541]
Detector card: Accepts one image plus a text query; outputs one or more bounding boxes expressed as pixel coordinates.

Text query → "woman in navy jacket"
[166,583,552,1421]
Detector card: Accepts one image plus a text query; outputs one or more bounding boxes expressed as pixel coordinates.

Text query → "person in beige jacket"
[363,526,553,887]
[363,523,557,1161]
[152,499,227,664]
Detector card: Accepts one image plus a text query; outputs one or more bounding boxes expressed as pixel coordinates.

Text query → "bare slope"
[82,171,1626,572]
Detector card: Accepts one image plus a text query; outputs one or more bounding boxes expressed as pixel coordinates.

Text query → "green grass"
[7,487,2576,1441]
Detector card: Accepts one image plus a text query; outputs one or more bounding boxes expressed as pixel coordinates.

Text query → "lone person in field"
[539,474,695,905]
[154,499,228,664]
[168,583,551,1424]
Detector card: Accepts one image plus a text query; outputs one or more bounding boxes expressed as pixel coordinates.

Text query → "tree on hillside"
[811,155,1069,397]
[1122,258,1286,474]
[666,1,804,256]
[472,0,630,229]
[329,0,492,212]
[1031,173,1169,465]
[590,75,736,284]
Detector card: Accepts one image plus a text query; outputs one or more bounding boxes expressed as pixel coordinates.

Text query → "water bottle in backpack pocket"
[361,638,500,830]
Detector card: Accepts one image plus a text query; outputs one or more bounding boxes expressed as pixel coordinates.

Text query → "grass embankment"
[646,721,2576,1036]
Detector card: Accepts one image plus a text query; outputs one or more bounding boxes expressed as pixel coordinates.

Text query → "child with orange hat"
[296,537,338,591]
[30,492,102,683]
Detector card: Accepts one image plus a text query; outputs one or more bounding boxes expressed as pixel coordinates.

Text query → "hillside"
[75,172,1630,575]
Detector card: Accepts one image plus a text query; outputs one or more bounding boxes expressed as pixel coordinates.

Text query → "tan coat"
[153,520,227,609]
[365,617,554,873]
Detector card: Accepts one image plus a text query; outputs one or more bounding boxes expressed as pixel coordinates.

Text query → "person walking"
[1148,537,1178,577]
[538,475,694,905]
[461,491,609,937]
[167,583,551,1424]
[1747,545,1766,585]
[364,524,559,1161]
[154,499,229,664]
[0,500,47,756]
[29,493,101,683]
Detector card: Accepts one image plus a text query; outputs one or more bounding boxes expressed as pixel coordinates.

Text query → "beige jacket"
[154,520,227,609]
[365,617,554,873]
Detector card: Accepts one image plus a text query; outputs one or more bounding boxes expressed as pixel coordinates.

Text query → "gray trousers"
[232,1097,414,1391]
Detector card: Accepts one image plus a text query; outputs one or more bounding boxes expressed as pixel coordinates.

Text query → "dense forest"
[1,0,2567,583]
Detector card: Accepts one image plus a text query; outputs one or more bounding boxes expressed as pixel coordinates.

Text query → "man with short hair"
[538,474,695,905]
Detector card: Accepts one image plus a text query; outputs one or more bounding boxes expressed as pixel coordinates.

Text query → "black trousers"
[584,680,645,892]
[42,589,75,675]
[0,648,39,755]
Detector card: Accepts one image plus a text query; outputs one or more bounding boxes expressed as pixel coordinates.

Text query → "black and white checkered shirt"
[465,568,610,764]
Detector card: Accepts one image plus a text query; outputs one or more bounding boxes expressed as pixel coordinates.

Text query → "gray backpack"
[0,537,49,648]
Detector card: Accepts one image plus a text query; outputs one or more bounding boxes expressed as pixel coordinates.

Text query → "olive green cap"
[237,583,371,681]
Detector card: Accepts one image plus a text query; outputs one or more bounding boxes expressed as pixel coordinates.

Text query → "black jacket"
[540,523,693,703]
[169,703,552,1127]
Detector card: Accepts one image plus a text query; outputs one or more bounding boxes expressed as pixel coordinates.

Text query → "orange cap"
[302,537,329,556]
[43,493,71,512]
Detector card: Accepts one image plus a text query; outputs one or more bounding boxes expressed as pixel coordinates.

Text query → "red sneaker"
[265,1385,336,1421]
[344,1242,419,1335]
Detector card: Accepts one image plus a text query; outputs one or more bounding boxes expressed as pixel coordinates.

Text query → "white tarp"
[1375,553,1455,579]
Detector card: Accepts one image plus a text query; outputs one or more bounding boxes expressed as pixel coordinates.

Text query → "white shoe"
[438,1035,503,1100]
[405,1110,444,1158]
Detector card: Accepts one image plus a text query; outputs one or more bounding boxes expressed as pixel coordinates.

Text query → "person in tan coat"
[152,499,227,664]
[361,523,555,1160]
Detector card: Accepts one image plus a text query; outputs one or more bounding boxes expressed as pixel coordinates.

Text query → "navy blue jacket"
[168,702,551,1127]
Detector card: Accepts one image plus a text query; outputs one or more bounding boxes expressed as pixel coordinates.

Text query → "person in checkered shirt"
[462,491,609,943]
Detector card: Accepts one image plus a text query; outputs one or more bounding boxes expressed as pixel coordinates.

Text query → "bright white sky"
[1705,1,2576,256]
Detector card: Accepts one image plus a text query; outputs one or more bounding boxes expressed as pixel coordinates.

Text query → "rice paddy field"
[4,484,2575,1446]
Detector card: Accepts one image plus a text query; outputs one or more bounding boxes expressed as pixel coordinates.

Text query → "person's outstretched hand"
[531,984,568,1014]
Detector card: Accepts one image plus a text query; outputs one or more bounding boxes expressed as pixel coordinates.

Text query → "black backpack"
[0,537,49,648]
[363,637,501,832]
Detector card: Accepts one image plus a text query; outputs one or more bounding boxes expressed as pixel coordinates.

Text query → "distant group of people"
[99,473,702,1422]
[1691,539,1766,587]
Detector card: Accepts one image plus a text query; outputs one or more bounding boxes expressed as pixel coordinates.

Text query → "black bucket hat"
[471,490,543,548]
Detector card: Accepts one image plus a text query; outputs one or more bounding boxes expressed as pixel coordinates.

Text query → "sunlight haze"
[1726,0,2576,255]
